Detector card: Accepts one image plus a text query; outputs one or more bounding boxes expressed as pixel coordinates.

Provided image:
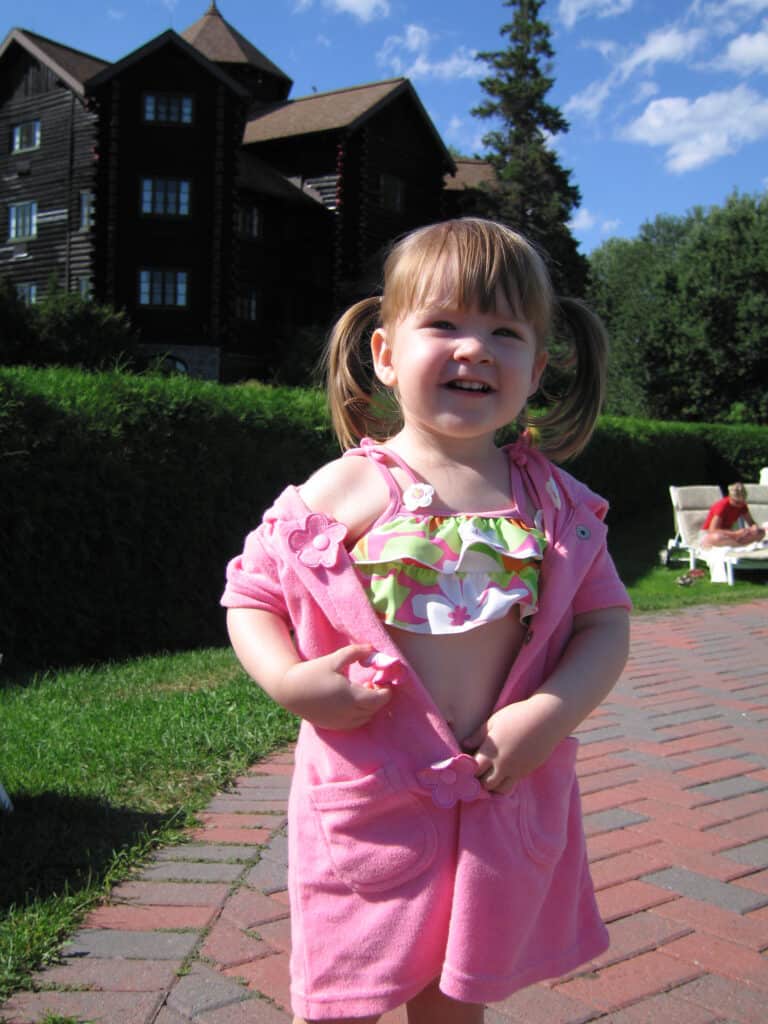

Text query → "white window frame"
[8,201,37,240]
[239,287,259,321]
[140,177,191,217]
[238,205,261,238]
[79,190,94,231]
[138,268,189,308]
[16,282,37,304]
[142,93,194,125]
[11,119,41,154]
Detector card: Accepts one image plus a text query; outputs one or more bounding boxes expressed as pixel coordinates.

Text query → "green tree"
[588,192,768,423]
[471,0,588,295]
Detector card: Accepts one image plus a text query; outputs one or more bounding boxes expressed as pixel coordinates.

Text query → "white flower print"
[402,482,435,511]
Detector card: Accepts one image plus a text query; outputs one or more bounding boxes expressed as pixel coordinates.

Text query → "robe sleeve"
[220,518,290,621]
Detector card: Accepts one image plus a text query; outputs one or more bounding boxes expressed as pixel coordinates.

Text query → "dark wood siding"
[90,44,243,349]
[0,45,97,298]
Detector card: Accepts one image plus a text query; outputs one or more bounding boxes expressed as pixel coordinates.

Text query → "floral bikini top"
[346,441,547,636]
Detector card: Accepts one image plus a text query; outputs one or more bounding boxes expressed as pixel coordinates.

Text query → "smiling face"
[371,291,547,446]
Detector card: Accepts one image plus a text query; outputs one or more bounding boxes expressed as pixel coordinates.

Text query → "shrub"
[1,367,766,675]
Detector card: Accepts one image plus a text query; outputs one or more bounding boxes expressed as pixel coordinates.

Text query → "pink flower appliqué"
[288,513,347,568]
[417,754,483,809]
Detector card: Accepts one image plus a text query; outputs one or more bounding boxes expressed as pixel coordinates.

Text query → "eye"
[428,319,456,330]
[493,326,524,339]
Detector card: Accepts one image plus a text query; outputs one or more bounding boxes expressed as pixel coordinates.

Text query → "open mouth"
[445,380,492,393]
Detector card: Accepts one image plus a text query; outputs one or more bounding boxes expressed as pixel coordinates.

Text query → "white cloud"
[559,0,634,30]
[632,80,660,104]
[601,218,622,234]
[565,26,705,120]
[325,0,390,21]
[624,83,768,172]
[108,8,125,19]
[619,26,705,79]
[316,33,332,47]
[569,208,597,231]
[714,26,768,73]
[377,24,479,80]
[294,0,313,11]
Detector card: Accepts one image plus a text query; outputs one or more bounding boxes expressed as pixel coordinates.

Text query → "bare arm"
[227,608,392,731]
[465,606,630,791]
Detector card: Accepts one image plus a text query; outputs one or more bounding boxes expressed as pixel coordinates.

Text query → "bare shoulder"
[299,455,389,541]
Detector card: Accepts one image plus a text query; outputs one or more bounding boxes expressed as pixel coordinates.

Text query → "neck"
[388,424,503,474]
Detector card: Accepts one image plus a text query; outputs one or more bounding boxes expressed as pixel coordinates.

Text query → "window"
[143,93,193,125]
[78,277,92,300]
[138,269,188,307]
[380,173,405,214]
[239,287,259,321]
[141,178,191,217]
[238,205,260,238]
[16,282,37,305]
[8,201,37,240]
[11,120,41,153]
[80,190,94,231]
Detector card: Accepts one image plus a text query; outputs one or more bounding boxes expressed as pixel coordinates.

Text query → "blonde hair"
[728,482,747,500]
[325,217,608,462]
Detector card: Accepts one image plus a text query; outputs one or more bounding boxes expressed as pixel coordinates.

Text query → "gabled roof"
[238,151,328,210]
[444,158,498,191]
[181,2,291,88]
[86,28,248,97]
[0,27,109,96]
[243,77,454,169]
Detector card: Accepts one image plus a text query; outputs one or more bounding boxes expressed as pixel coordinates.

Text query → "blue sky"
[5,0,768,252]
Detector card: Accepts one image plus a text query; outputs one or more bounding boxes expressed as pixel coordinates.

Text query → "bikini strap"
[343,437,420,511]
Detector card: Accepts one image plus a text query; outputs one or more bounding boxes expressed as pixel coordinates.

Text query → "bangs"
[381,218,554,339]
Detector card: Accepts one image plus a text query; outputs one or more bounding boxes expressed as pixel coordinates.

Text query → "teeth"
[449,381,489,392]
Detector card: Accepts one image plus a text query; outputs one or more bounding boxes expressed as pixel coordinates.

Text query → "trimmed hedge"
[2,367,766,674]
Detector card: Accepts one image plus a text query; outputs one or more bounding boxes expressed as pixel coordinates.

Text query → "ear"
[528,350,548,398]
[371,327,397,387]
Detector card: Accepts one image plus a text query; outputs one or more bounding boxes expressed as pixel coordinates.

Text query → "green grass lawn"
[1,514,765,1005]
[611,504,768,611]
[0,648,298,1003]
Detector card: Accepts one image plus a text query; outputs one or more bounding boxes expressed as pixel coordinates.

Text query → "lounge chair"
[668,484,768,585]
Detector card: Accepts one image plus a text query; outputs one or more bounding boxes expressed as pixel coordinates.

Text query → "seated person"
[701,482,766,548]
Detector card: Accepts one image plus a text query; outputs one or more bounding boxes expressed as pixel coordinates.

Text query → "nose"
[453,333,492,363]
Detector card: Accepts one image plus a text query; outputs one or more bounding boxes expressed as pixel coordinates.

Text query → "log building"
[0,3,457,379]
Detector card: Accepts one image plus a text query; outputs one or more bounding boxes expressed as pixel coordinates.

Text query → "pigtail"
[524,296,608,463]
[324,296,396,450]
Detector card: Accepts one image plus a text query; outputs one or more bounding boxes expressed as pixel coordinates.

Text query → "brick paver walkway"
[3,601,768,1024]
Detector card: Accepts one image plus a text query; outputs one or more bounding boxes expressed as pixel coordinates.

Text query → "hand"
[461,698,559,794]
[281,644,393,731]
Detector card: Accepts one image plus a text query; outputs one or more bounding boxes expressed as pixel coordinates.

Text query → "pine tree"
[472,0,588,295]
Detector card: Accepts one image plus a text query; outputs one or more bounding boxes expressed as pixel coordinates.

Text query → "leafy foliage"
[589,192,768,423]
[0,276,138,370]
[470,0,588,295]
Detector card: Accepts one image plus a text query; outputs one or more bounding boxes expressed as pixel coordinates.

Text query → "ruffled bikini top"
[346,440,547,636]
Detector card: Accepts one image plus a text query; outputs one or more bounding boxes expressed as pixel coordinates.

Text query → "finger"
[350,683,392,707]
[473,750,495,778]
[330,643,374,671]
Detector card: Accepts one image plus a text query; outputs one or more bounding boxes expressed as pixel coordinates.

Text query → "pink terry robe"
[221,440,631,1020]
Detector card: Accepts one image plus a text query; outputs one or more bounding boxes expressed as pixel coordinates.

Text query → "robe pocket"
[518,735,579,865]
[309,764,438,894]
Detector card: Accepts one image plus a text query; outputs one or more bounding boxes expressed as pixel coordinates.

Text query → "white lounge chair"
[0,783,13,813]
[668,484,768,585]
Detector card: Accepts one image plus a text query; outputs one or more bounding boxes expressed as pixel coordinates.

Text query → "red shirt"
[703,496,747,530]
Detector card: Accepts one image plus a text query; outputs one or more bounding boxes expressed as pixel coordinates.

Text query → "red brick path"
[2,601,767,1023]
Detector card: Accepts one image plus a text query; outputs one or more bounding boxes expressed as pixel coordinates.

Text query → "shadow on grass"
[608,506,675,587]
[0,792,172,911]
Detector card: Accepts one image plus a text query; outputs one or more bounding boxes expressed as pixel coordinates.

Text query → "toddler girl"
[222,218,631,1024]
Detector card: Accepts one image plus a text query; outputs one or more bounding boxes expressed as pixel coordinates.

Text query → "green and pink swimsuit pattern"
[346,441,547,635]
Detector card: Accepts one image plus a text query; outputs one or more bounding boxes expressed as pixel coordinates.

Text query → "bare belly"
[387,611,526,743]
